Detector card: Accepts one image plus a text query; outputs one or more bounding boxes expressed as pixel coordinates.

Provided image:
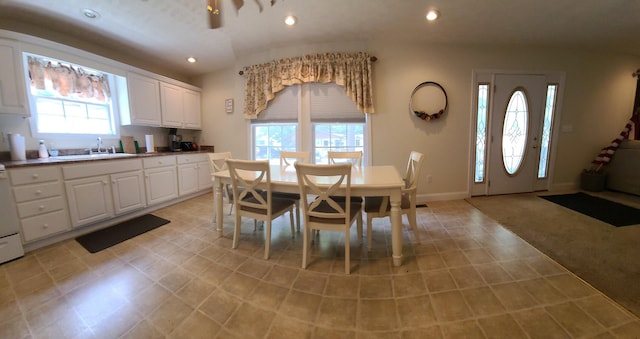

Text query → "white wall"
[196,41,640,201]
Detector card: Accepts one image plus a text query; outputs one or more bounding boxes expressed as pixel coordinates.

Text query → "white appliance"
[0,164,24,264]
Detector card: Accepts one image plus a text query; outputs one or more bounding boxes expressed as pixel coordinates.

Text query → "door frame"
[468,70,566,196]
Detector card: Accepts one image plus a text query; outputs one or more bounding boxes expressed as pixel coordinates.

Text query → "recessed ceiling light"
[426,9,440,21]
[187,57,197,63]
[285,16,296,26]
[81,8,100,19]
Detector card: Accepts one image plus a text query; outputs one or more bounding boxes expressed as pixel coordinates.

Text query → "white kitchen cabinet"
[0,39,29,116]
[65,175,113,228]
[143,155,178,205]
[183,89,202,129]
[160,82,202,129]
[160,82,183,128]
[9,165,70,242]
[177,153,210,196]
[123,72,161,126]
[111,170,146,215]
[63,159,146,227]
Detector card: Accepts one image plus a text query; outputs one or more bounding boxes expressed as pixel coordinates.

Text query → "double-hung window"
[23,53,119,138]
[251,83,367,164]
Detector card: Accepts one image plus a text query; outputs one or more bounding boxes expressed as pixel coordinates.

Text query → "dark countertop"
[1,150,213,169]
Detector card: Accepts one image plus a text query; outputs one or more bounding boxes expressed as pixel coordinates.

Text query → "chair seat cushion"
[309,201,361,224]
[364,194,411,213]
[240,195,295,215]
[272,192,301,200]
[329,195,363,203]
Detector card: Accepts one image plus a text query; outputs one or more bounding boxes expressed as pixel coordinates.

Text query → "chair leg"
[344,229,350,274]
[302,225,309,269]
[264,220,271,259]
[409,203,420,243]
[232,214,241,249]
[294,200,301,232]
[289,209,295,237]
[366,214,373,251]
[357,212,363,245]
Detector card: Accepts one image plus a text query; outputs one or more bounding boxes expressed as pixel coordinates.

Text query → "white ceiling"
[1,0,639,78]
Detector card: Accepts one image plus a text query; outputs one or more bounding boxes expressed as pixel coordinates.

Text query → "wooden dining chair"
[295,162,363,274]
[226,159,296,259]
[208,152,234,215]
[364,151,425,250]
[274,151,310,232]
[328,151,363,169]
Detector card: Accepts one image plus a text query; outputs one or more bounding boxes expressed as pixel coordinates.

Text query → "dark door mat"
[76,214,170,253]
[540,192,640,227]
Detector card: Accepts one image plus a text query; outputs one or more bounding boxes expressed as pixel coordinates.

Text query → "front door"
[487,74,547,195]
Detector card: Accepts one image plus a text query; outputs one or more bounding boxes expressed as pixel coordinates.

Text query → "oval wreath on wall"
[409,81,448,121]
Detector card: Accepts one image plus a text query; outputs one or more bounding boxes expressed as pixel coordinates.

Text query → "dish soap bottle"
[38,140,49,159]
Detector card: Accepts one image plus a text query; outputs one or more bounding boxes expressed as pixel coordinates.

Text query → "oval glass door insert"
[502,89,528,175]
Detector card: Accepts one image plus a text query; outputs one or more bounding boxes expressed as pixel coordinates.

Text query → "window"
[474,84,489,183]
[251,83,368,164]
[538,84,558,178]
[23,53,118,137]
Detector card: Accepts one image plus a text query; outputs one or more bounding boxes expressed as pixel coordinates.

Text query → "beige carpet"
[466,191,640,318]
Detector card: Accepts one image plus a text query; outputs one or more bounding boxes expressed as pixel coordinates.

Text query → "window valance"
[27,55,111,103]
[241,52,374,119]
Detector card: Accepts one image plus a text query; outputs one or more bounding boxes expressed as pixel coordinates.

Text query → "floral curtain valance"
[241,52,374,119]
[27,55,111,103]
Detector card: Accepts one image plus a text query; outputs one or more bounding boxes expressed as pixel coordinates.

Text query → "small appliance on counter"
[169,128,182,152]
[180,142,196,151]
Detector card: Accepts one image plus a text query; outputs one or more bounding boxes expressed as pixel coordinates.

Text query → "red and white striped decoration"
[591,118,634,170]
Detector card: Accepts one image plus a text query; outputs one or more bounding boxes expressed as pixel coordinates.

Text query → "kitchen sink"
[53,153,138,160]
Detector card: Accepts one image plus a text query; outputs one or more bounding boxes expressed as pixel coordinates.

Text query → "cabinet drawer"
[13,181,63,203]
[16,196,65,219]
[21,210,70,242]
[177,153,208,164]
[63,159,142,180]
[143,155,176,169]
[9,166,60,185]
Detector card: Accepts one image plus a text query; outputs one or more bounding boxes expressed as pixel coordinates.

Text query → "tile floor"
[1,193,639,338]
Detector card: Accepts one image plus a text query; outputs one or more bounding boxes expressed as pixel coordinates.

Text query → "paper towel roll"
[145,134,155,153]
[9,133,26,161]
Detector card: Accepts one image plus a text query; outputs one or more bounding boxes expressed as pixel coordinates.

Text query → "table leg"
[214,179,224,233]
[389,189,403,266]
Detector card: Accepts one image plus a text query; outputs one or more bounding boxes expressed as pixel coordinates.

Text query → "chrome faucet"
[96,137,104,153]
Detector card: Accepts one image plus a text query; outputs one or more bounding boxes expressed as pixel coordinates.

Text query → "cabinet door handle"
[43,224,49,229]
[39,205,45,210]
[32,174,39,179]
[35,190,42,195]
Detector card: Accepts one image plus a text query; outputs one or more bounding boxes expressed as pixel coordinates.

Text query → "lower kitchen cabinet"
[63,159,146,228]
[145,165,178,205]
[65,175,113,228]
[111,170,146,215]
[143,155,178,206]
[177,154,210,196]
[9,165,71,243]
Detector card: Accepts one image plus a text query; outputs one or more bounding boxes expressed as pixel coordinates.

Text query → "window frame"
[250,83,370,164]
[22,52,121,139]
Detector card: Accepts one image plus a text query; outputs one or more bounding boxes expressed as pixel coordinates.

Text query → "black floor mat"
[76,214,170,253]
[540,192,640,227]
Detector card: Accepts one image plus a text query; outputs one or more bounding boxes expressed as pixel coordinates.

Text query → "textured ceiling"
[1,0,639,79]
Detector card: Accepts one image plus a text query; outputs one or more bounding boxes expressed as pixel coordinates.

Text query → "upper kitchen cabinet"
[0,39,29,116]
[160,82,202,129]
[120,72,162,127]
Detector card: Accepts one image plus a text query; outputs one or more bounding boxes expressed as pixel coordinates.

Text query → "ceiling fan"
[207,0,280,28]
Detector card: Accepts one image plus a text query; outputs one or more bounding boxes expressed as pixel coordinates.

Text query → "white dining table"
[212,164,406,266]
